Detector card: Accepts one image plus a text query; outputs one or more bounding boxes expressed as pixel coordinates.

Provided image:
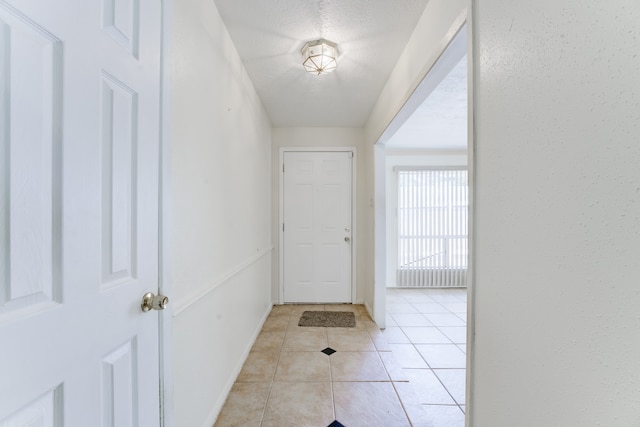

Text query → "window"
[397,168,468,287]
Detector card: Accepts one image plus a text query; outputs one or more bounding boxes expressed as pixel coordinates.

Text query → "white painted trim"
[279,147,358,304]
[373,143,387,328]
[159,0,173,425]
[364,300,374,325]
[376,15,467,144]
[466,2,475,426]
[172,247,274,316]
[205,303,272,426]
[385,148,468,157]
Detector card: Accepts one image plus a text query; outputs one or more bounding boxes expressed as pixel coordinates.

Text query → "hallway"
[214,288,467,427]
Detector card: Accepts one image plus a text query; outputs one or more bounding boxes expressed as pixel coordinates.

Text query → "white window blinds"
[396,167,468,287]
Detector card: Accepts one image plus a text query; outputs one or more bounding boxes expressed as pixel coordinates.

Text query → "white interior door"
[0,0,162,425]
[283,151,353,303]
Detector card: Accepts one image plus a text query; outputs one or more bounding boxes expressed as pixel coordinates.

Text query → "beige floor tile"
[379,351,410,381]
[283,328,328,351]
[386,294,410,304]
[429,293,465,303]
[440,302,467,314]
[274,351,331,382]
[404,294,436,302]
[401,327,451,344]
[438,327,467,344]
[388,344,429,369]
[354,318,378,332]
[333,382,410,427]
[358,316,379,329]
[288,304,326,317]
[386,314,399,327]
[412,302,451,314]
[355,304,370,316]
[415,344,466,369]
[216,293,468,427]
[368,330,392,352]
[330,351,389,381]
[236,350,280,382]
[323,303,359,314]
[261,316,290,332]
[423,313,465,327]
[391,313,433,327]
[213,382,270,427]
[269,305,293,317]
[261,382,334,427]
[433,369,466,405]
[327,329,376,352]
[375,326,410,344]
[386,302,420,314]
[408,405,465,427]
[395,369,456,405]
[251,330,286,352]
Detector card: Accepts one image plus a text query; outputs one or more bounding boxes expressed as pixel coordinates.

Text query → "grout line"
[396,290,467,413]
[258,315,289,427]
[326,325,337,422]
[390,380,416,427]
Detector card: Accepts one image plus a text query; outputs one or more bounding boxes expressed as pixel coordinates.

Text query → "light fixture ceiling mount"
[301,39,338,75]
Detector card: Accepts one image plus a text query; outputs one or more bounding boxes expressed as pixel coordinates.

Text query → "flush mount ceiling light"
[301,39,338,75]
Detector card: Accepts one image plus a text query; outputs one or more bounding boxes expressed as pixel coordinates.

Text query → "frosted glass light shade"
[301,39,337,75]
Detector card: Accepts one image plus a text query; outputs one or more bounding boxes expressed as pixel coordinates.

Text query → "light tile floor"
[214,288,467,427]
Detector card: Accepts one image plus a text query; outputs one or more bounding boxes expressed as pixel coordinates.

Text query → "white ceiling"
[213,0,430,127]
[386,55,468,150]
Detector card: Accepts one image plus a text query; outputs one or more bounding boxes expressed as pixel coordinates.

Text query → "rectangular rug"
[298,311,356,328]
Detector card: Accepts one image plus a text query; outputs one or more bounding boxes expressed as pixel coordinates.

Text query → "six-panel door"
[283,151,353,303]
[0,0,162,425]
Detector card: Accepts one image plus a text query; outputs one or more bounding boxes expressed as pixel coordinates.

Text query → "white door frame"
[159,0,173,425]
[279,147,358,304]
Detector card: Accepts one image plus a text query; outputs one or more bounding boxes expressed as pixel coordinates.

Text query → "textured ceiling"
[213,0,430,127]
[387,55,468,150]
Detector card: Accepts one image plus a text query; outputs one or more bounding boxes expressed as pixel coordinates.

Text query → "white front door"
[283,151,353,303]
[0,0,162,425]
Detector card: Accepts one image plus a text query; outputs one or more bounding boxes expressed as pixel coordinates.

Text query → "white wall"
[472,0,640,425]
[364,0,468,146]
[271,128,373,309]
[384,151,467,286]
[169,0,272,425]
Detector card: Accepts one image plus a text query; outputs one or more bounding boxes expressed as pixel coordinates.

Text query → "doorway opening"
[373,22,469,423]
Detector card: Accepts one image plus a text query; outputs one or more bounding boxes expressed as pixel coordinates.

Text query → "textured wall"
[170,0,272,424]
[472,0,640,424]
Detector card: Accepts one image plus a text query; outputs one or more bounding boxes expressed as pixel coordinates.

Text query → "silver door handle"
[344,236,350,242]
[141,292,169,312]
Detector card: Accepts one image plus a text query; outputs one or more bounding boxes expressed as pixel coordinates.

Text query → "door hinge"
[349,151,353,158]
[282,223,285,232]
[283,163,285,173]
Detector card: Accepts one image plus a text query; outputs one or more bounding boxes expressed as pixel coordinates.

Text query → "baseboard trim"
[205,303,272,426]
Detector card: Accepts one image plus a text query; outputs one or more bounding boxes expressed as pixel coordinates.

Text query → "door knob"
[344,236,350,242]
[141,292,169,312]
